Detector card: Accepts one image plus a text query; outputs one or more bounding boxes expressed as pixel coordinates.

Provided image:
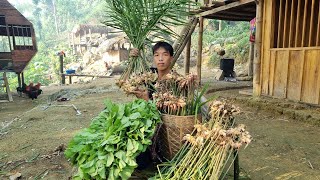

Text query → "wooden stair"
[0,72,13,102]
[172,16,199,66]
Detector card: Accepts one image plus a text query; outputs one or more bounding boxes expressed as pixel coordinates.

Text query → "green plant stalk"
[156,133,195,178]
[181,138,220,179]
[169,129,219,179]
[165,145,198,178]
[212,146,228,178]
[202,146,223,180]
[165,141,198,178]
[217,148,235,179]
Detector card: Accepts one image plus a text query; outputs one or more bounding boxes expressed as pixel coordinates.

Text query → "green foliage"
[192,20,250,66]
[65,99,161,180]
[102,0,192,80]
[6,0,106,89]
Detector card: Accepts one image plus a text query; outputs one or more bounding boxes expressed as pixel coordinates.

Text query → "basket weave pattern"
[159,114,201,160]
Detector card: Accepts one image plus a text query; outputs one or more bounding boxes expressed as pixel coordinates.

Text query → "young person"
[134,41,174,169]
[132,41,174,101]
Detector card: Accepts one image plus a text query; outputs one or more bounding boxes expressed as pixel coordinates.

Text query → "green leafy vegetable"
[65,99,161,179]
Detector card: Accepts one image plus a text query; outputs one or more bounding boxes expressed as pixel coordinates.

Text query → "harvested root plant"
[151,100,252,180]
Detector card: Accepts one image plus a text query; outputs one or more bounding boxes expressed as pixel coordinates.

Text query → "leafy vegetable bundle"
[65,99,161,180]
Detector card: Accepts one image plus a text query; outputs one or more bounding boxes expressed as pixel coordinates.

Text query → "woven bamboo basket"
[159,114,202,160]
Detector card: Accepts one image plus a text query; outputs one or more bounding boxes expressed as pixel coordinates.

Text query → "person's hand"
[131,89,149,101]
[130,48,140,57]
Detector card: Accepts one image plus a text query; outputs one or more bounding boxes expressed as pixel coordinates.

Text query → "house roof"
[0,0,37,73]
[195,0,256,21]
[0,0,15,9]
[0,0,33,25]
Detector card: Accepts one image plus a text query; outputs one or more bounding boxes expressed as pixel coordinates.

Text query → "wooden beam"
[301,0,309,47]
[317,0,320,46]
[253,0,263,96]
[171,17,198,67]
[197,17,204,85]
[17,72,21,87]
[21,72,24,86]
[3,72,13,102]
[282,0,289,48]
[295,0,302,47]
[215,11,255,18]
[200,1,225,10]
[62,74,112,78]
[204,14,252,21]
[288,0,295,48]
[248,42,254,76]
[185,37,191,75]
[197,0,255,17]
[308,0,315,46]
[277,0,283,48]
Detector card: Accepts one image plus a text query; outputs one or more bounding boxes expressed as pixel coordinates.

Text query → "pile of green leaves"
[65,99,161,180]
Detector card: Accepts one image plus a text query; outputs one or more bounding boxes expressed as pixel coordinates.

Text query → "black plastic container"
[220,58,234,72]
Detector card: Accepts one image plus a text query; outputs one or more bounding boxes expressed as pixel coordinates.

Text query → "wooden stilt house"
[0,0,37,87]
[259,0,320,105]
[184,0,320,105]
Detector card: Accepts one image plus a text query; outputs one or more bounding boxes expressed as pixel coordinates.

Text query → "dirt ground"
[1,69,320,180]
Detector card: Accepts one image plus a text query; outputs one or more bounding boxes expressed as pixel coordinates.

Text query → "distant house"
[100,36,130,65]
[69,24,121,54]
[0,0,37,81]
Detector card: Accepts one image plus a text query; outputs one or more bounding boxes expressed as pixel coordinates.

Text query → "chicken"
[17,82,42,100]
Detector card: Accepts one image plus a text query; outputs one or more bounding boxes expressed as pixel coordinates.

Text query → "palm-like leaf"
[103,0,194,80]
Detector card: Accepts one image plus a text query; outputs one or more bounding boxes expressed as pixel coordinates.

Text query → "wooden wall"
[259,0,320,104]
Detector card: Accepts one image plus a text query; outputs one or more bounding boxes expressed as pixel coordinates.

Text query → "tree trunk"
[52,0,59,35]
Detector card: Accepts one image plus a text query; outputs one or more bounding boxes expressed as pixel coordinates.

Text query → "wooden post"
[185,37,191,75]
[234,150,239,180]
[72,33,75,54]
[67,33,71,48]
[21,72,25,86]
[17,72,22,96]
[17,72,21,87]
[197,17,204,84]
[79,32,82,54]
[248,42,254,76]
[253,0,263,96]
[59,54,65,85]
[3,72,13,102]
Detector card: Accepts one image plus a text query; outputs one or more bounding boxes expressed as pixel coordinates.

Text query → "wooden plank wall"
[263,49,320,104]
[260,0,320,104]
[273,0,320,48]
